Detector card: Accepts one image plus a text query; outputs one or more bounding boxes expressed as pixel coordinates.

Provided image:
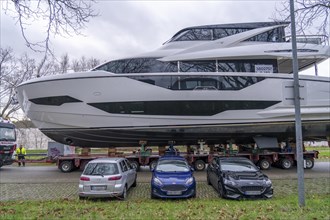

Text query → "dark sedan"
[207,157,273,199]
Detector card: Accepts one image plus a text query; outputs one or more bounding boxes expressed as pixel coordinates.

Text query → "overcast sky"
[1,0,329,76]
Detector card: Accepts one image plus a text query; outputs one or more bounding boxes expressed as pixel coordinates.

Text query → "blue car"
[151,156,196,199]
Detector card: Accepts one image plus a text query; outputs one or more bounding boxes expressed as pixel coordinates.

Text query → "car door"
[119,160,129,187]
[208,158,219,187]
[125,159,135,187]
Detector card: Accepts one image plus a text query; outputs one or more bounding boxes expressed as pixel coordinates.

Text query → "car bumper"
[78,183,124,198]
[151,185,196,199]
[224,185,273,199]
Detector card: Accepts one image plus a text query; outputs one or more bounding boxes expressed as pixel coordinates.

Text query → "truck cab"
[0,119,16,167]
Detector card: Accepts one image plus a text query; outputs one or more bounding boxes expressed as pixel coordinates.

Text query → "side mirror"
[151,168,155,172]
[190,167,195,172]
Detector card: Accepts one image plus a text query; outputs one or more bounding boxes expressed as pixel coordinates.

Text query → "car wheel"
[149,160,158,171]
[218,181,225,198]
[194,160,206,171]
[120,185,127,200]
[130,160,140,172]
[281,158,292,169]
[305,158,314,169]
[132,175,137,187]
[151,190,156,199]
[206,172,211,185]
[259,159,271,170]
[59,161,73,173]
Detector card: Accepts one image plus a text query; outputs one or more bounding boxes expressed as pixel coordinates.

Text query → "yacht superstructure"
[16,22,330,147]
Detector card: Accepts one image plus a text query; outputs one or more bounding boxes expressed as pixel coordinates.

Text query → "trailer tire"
[259,159,271,170]
[130,160,140,172]
[59,160,73,173]
[194,160,206,171]
[305,158,314,169]
[281,158,292,169]
[149,160,158,171]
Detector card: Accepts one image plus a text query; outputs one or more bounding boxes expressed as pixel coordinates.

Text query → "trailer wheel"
[194,160,206,171]
[305,158,314,169]
[59,161,73,173]
[281,158,292,169]
[259,159,271,170]
[149,160,158,171]
[130,160,140,172]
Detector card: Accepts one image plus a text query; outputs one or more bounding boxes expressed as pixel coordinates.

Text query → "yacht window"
[245,28,284,42]
[94,58,177,73]
[180,61,216,72]
[217,60,278,73]
[173,29,212,41]
[213,28,249,39]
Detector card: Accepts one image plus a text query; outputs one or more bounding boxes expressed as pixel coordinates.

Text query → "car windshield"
[83,163,119,175]
[156,159,190,172]
[221,161,258,172]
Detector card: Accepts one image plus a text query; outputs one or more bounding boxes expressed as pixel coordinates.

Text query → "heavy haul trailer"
[56,140,319,173]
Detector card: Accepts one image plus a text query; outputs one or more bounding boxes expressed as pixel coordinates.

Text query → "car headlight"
[264,178,272,186]
[185,177,194,185]
[223,179,236,186]
[153,177,163,186]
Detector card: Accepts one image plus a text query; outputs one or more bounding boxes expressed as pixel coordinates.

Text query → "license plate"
[91,186,107,191]
[245,191,261,195]
[4,151,9,154]
[167,191,182,195]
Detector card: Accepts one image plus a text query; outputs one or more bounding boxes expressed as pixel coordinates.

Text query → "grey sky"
[1,0,329,76]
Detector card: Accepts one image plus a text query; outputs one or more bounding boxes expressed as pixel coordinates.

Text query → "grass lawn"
[0,178,329,220]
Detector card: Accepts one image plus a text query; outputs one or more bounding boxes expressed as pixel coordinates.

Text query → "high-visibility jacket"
[16,147,26,155]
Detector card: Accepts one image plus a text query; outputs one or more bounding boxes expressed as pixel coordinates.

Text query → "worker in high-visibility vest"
[16,145,27,167]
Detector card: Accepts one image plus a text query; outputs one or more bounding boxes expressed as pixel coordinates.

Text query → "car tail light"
[0,150,4,154]
[13,144,17,151]
[80,176,90,181]
[108,176,122,181]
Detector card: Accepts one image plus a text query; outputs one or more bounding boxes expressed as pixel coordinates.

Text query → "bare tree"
[2,0,97,56]
[275,0,330,39]
[0,47,36,119]
[60,53,70,74]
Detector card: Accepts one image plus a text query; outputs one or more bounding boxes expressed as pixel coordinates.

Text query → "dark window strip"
[88,100,280,116]
[30,96,82,106]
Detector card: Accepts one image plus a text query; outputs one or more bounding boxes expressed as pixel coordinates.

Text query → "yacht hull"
[16,72,330,147]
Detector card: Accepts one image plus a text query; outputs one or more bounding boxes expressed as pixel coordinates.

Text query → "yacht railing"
[285,35,329,45]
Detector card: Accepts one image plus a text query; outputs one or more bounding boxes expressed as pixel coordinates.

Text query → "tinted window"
[156,159,189,172]
[29,96,82,106]
[172,29,212,41]
[94,58,177,73]
[221,161,258,172]
[83,163,119,175]
[214,28,249,39]
[120,161,128,172]
[180,61,216,72]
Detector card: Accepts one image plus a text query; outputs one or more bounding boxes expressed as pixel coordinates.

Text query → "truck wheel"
[149,160,158,171]
[194,160,206,171]
[305,158,314,169]
[59,161,73,173]
[281,158,292,169]
[259,159,271,170]
[130,160,140,172]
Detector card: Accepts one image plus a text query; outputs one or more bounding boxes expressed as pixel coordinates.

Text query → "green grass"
[306,146,330,159]
[0,195,329,220]
[0,178,329,220]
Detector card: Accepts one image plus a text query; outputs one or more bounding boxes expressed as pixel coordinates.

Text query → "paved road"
[1,161,329,183]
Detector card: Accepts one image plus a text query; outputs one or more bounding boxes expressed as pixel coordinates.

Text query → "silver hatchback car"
[78,158,137,200]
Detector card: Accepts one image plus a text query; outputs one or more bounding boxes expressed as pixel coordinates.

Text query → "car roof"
[87,157,125,163]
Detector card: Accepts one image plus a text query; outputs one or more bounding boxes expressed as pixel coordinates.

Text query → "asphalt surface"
[0,161,329,201]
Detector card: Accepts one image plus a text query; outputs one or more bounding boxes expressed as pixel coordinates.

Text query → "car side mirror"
[151,168,155,172]
[190,167,194,172]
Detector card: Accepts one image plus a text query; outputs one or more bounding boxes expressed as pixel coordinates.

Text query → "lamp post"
[289,0,305,207]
